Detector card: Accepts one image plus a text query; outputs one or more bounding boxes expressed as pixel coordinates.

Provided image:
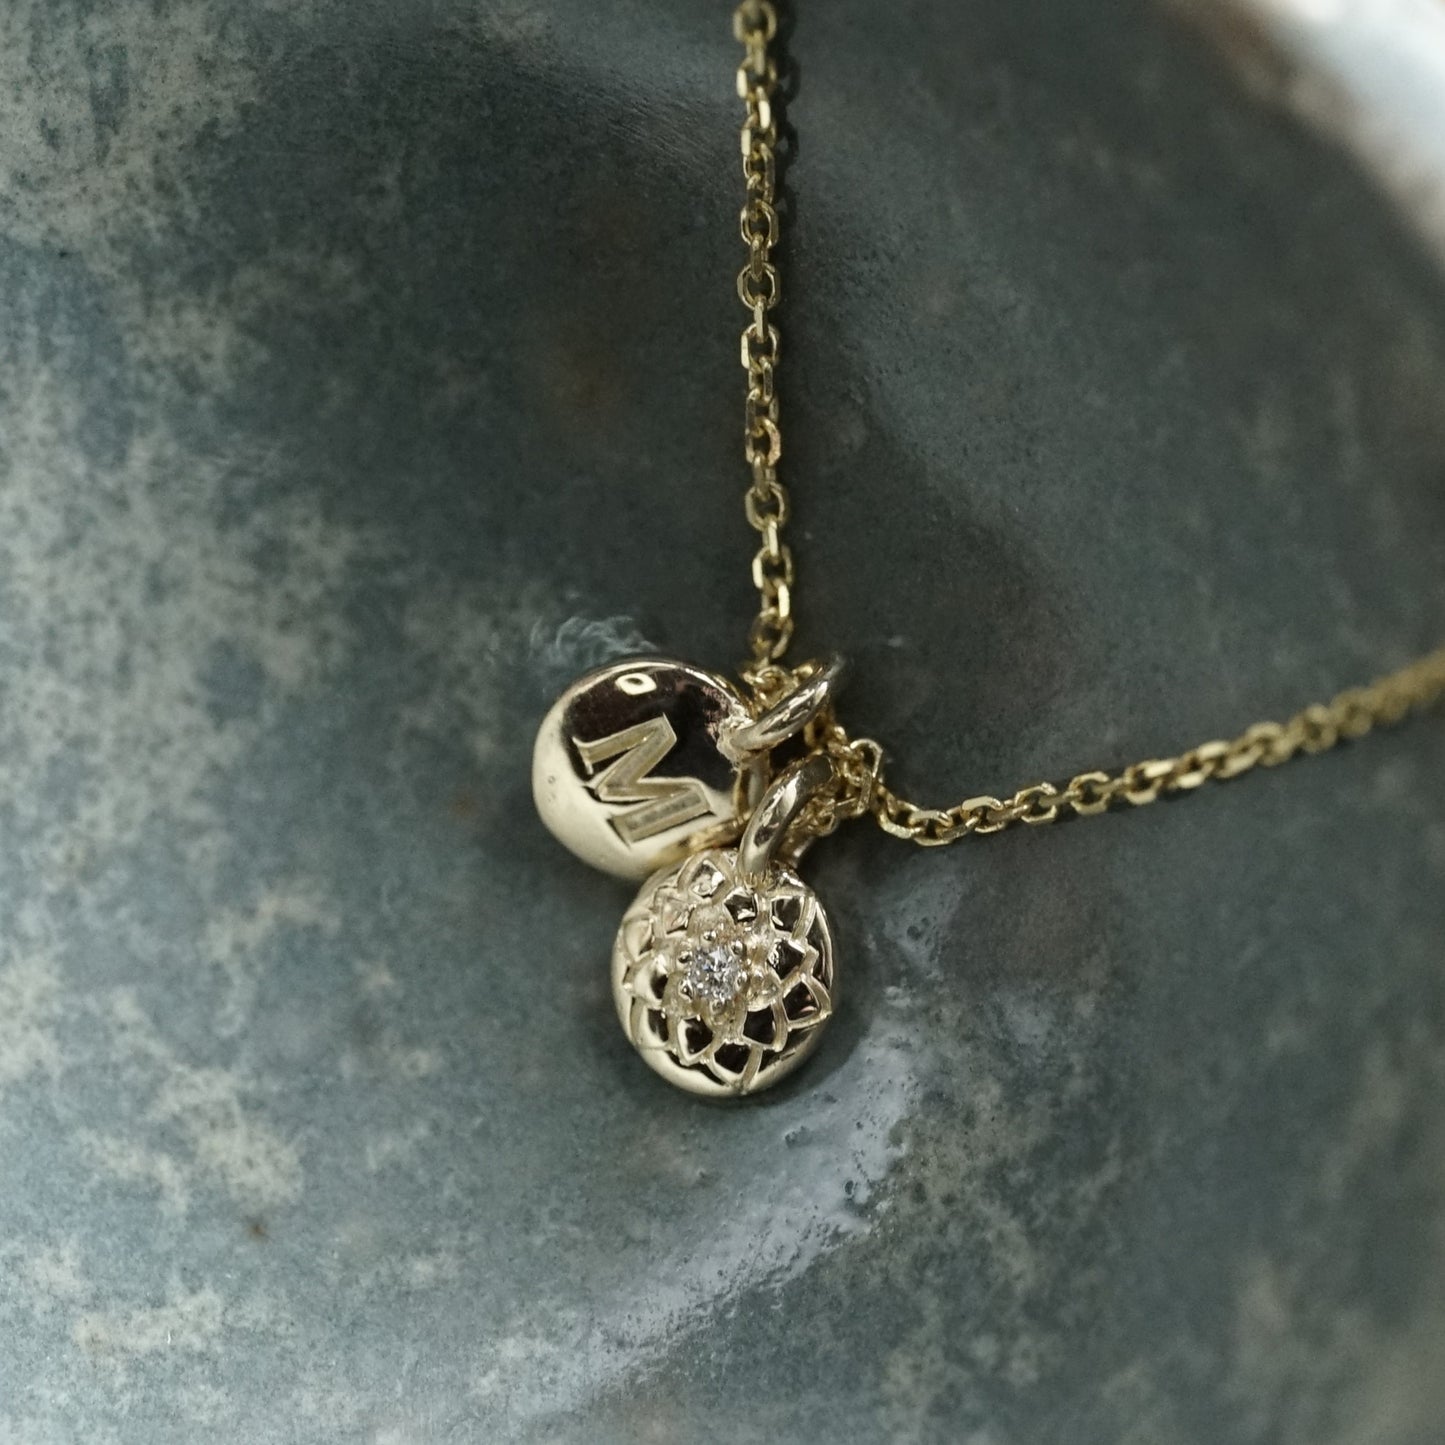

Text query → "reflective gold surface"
[532,656,757,880]
[612,846,835,1097]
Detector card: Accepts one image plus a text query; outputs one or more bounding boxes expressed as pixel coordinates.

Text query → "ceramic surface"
[1,2,1444,1441]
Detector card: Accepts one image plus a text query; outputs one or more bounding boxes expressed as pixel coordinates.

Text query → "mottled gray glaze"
[2,1,1444,1442]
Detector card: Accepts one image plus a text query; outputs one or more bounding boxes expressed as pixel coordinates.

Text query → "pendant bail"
[720,653,846,763]
[737,751,836,884]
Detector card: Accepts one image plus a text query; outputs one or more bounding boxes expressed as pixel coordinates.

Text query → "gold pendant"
[532,654,843,880]
[534,657,845,1095]
[612,754,836,1097]
[532,657,757,881]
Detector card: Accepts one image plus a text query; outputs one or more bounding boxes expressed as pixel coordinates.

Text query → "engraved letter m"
[573,717,715,847]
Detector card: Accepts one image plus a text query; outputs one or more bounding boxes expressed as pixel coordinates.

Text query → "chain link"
[846,647,1445,845]
[726,5,1444,844]
[735,1,794,675]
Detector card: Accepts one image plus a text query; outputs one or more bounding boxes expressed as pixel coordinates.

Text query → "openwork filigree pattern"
[612,847,835,1096]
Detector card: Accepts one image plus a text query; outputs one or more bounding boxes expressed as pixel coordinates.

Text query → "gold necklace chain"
[732,0,1445,846]
[736,0,792,671]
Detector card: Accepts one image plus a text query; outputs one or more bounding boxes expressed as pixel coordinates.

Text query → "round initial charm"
[612,846,836,1097]
[532,657,757,880]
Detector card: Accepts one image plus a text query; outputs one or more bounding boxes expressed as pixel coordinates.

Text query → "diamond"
[681,938,748,1007]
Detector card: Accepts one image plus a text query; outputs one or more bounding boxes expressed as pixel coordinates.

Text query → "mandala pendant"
[611,754,837,1097]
